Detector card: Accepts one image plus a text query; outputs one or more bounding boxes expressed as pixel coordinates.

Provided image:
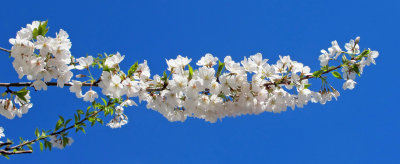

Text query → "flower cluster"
[143,54,319,122]
[9,21,74,90]
[106,99,137,128]
[0,91,33,119]
[319,37,379,90]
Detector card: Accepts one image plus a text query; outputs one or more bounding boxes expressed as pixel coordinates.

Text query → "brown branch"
[0,150,32,155]
[0,65,343,93]
[0,142,12,148]
[0,47,10,53]
[0,81,99,88]
[0,80,166,93]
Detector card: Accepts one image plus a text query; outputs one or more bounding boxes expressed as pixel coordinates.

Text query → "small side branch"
[0,82,99,88]
[0,47,10,53]
[0,150,32,155]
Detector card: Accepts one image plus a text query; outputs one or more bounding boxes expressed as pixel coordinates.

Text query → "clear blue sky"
[0,0,399,163]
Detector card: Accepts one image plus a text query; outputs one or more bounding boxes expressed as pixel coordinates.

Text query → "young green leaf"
[188,64,193,80]
[14,88,29,102]
[352,64,361,76]
[127,61,139,77]
[161,71,168,83]
[35,128,39,137]
[357,49,370,60]
[312,70,324,78]
[331,71,342,79]
[216,61,225,78]
[39,142,44,151]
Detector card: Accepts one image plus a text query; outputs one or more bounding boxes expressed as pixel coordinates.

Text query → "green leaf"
[304,84,311,89]
[312,70,324,78]
[14,88,29,103]
[352,65,361,76]
[62,137,68,147]
[74,114,78,123]
[102,98,107,106]
[32,28,39,40]
[44,140,52,151]
[360,49,370,56]
[32,20,49,40]
[41,20,49,36]
[160,71,168,85]
[188,64,193,81]
[2,154,9,159]
[342,54,348,64]
[357,49,370,60]
[27,144,33,150]
[39,142,44,151]
[127,61,139,77]
[77,109,84,115]
[35,128,39,137]
[58,115,64,123]
[216,61,225,78]
[110,107,114,116]
[103,65,110,72]
[55,119,63,131]
[96,118,104,125]
[331,71,342,79]
[321,65,329,71]
[79,127,86,134]
[88,117,95,123]
[65,119,72,126]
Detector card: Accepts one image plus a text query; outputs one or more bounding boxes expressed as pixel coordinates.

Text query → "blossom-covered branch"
[0,21,379,158]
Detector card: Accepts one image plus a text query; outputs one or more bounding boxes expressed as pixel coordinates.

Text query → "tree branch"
[0,47,10,53]
[0,142,12,148]
[0,150,32,155]
[0,81,99,88]
[0,108,104,156]
[0,65,343,94]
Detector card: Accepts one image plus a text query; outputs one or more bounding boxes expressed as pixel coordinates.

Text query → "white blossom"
[343,79,357,90]
[75,56,93,70]
[69,80,83,98]
[319,50,330,66]
[32,80,47,90]
[196,53,218,67]
[104,52,124,69]
[83,90,98,102]
[345,37,360,54]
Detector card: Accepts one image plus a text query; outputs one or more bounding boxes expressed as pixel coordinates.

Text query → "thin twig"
[0,81,99,87]
[0,47,10,53]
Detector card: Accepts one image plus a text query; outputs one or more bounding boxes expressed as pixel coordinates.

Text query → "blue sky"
[0,0,399,163]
